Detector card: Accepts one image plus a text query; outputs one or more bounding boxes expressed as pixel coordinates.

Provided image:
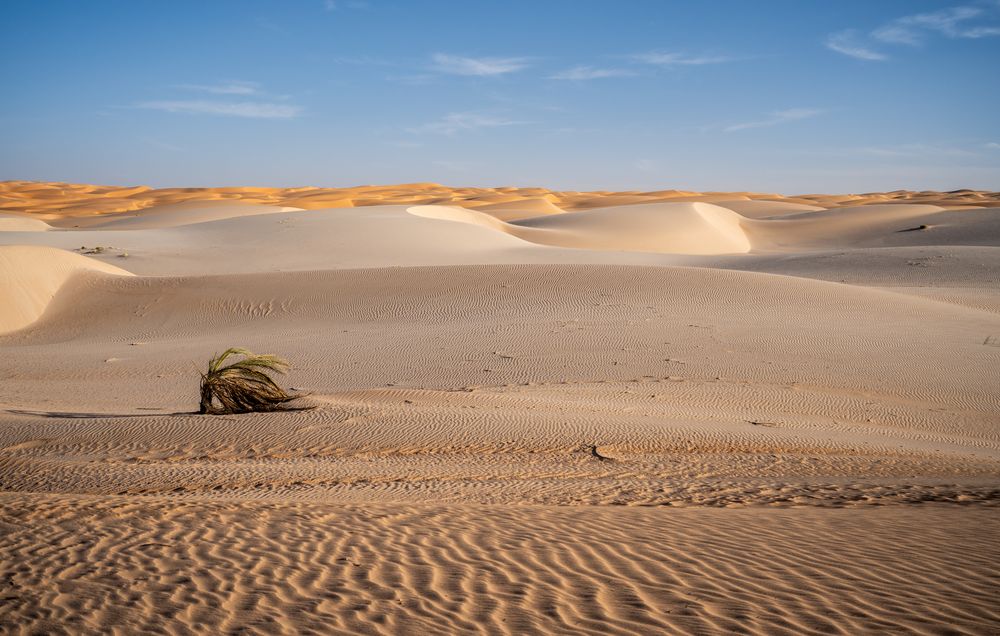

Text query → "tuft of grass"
[198,348,300,414]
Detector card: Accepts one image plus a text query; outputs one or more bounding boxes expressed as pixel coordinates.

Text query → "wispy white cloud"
[175,80,261,95]
[825,31,888,61]
[630,52,732,66]
[324,0,369,10]
[827,4,1000,60]
[138,81,300,119]
[873,6,1000,44]
[430,53,530,76]
[633,159,660,173]
[724,108,824,132]
[408,112,526,135]
[985,142,1000,150]
[549,66,636,80]
[137,100,302,119]
[854,143,979,158]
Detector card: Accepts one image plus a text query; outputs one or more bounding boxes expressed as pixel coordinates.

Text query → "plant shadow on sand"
[6,404,316,419]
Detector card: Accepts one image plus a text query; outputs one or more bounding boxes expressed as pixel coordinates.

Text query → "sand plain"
[1,181,999,635]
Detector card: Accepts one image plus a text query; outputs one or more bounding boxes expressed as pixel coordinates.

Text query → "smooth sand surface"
[1,181,998,634]
[0,245,132,334]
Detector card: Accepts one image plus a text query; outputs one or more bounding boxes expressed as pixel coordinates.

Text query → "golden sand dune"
[2,179,998,219]
[1,181,998,634]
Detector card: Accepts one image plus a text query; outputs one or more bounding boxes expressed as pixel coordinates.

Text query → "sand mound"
[474,197,568,221]
[410,202,752,255]
[0,213,51,232]
[743,203,949,249]
[713,199,825,219]
[49,201,304,230]
[0,245,132,334]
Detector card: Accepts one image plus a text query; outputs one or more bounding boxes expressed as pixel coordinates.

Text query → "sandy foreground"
[1,181,999,634]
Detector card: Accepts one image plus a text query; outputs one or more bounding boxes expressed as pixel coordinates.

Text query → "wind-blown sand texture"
[1,181,999,634]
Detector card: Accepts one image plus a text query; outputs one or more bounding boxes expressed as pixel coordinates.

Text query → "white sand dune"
[712,199,825,218]
[411,202,752,255]
[474,196,568,221]
[0,245,132,335]
[0,212,52,232]
[1,181,998,634]
[49,200,305,230]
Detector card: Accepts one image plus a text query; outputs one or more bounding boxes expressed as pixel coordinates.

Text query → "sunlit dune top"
[1,180,997,220]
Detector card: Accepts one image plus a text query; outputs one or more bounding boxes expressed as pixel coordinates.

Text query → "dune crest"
[0,245,133,334]
[409,201,753,255]
[2,180,997,221]
[0,213,51,232]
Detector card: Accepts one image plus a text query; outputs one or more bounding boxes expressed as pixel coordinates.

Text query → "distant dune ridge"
[1,180,998,634]
[1,179,997,217]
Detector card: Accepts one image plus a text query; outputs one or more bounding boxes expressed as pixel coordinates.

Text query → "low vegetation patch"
[198,347,302,414]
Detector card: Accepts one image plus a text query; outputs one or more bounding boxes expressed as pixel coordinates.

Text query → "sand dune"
[3,180,998,220]
[411,202,752,255]
[1,181,998,634]
[712,199,825,218]
[48,200,305,230]
[474,197,568,221]
[0,245,132,334]
[0,212,51,232]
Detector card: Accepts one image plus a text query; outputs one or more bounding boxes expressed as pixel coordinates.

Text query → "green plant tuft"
[198,347,300,414]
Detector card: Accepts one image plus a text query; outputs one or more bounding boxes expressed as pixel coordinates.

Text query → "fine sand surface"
[1,181,999,634]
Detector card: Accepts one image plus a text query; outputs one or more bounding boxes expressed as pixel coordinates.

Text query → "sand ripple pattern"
[1,494,998,636]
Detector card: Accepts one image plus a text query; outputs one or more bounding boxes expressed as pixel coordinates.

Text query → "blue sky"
[2,0,999,193]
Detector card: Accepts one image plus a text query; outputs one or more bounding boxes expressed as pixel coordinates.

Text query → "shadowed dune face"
[0,245,132,334]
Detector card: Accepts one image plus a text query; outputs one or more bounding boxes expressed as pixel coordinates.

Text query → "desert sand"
[1,180,998,634]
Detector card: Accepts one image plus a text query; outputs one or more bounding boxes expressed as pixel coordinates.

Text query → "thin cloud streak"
[324,0,369,10]
[137,100,302,119]
[873,6,1000,44]
[825,31,888,61]
[549,66,636,80]
[430,53,530,76]
[175,81,262,95]
[827,4,1000,60]
[408,112,526,135]
[630,52,732,66]
[724,108,824,132]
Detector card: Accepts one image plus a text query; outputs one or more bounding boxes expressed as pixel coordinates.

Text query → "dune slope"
[0,245,132,334]
[410,202,752,255]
